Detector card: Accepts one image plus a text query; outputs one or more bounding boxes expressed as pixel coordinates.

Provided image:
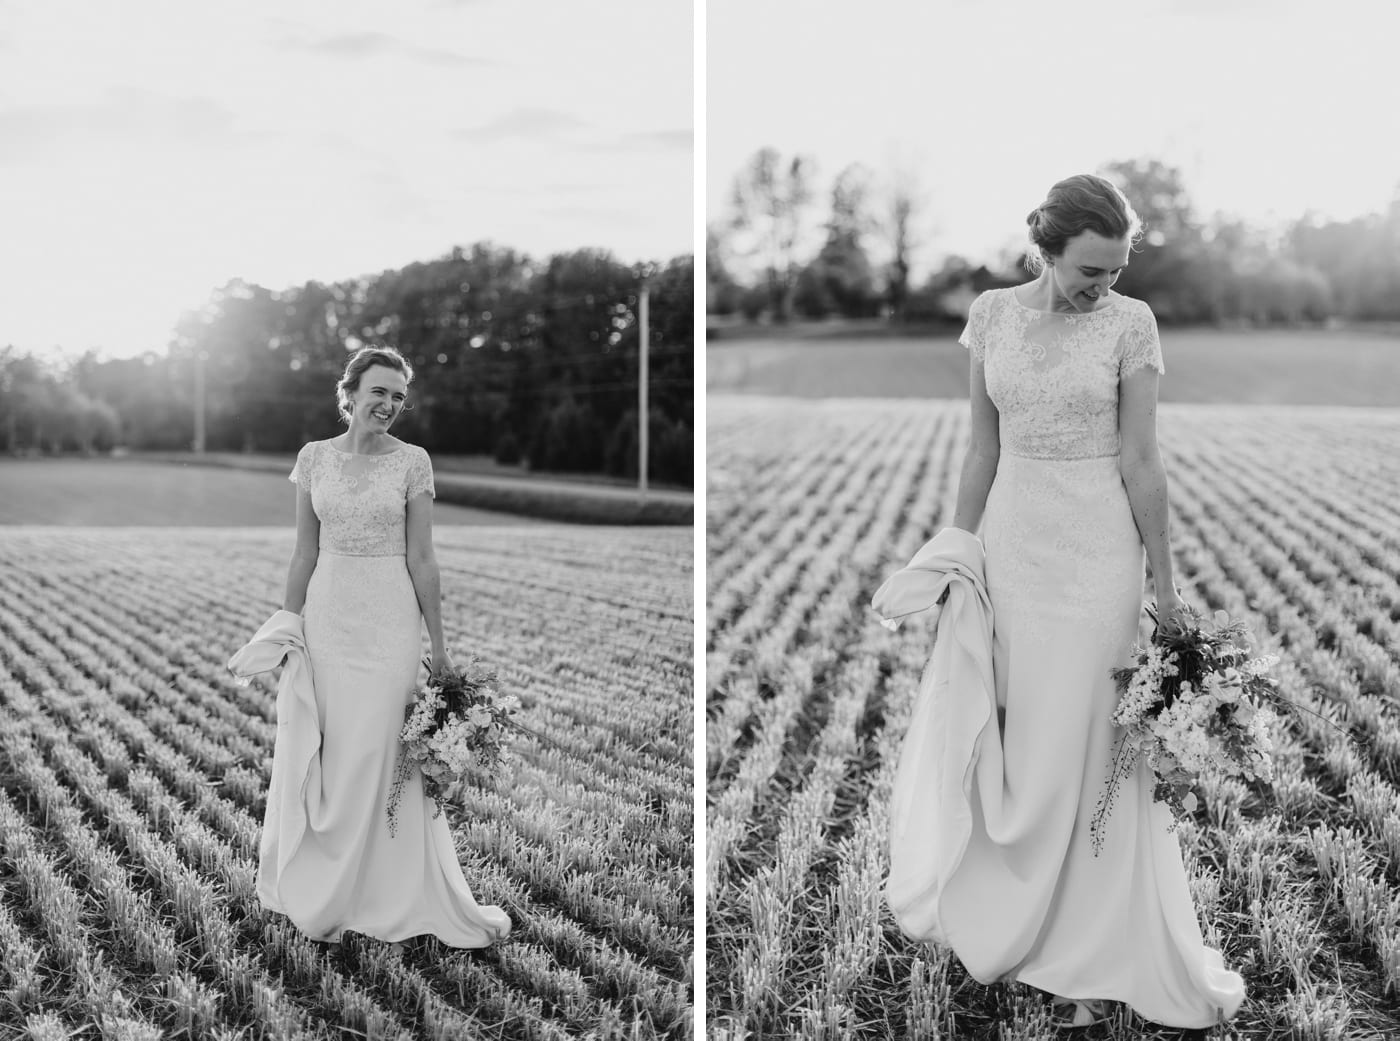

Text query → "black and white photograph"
[0,2,694,1038]
[706,1,1400,1038]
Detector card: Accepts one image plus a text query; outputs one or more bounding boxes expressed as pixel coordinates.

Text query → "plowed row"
[706,397,1400,1040]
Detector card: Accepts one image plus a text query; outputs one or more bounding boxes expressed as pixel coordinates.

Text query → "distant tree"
[184,279,290,452]
[68,392,120,453]
[1288,190,1400,320]
[1104,157,1198,245]
[0,348,48,452]
[792,264,833,319]
[0,347,25,451]
[1101,159,1212,322]
[706,227,743,316]
[26,379,65,454]
[529,396,603,473]
[912,254,976,323]
[727,147,816,323]
[77,351,191,450]
[737,284,768,322]
[604,406,691,486]
[641,253,696,425]
[12,240,693,485]
[529,249,640,444]
[801,163,879,318]
[904,256,1021,324]
[882,164,926,321]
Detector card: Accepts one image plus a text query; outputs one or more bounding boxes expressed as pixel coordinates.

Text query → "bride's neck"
[1024,272,1078,314]
[343,426,391,454]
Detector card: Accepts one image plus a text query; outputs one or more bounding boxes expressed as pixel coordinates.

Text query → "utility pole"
[193,350,206,454]
[638,279,649,497]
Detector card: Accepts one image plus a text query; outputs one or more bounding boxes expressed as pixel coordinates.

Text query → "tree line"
[710,152,1400,327]
[1,244,694,487]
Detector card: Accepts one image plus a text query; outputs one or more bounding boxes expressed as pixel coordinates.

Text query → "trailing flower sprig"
[1090,605,1291,855]
[387,653,535,837]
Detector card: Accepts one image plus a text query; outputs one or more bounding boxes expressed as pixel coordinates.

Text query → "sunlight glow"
[708,0,1399,277]
[1,0,691,360]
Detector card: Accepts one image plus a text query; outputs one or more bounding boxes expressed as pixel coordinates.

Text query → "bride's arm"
[282,483,319,613]
[951,357,1000,534]
[1118,365,1180,614]
[405,492,447,663]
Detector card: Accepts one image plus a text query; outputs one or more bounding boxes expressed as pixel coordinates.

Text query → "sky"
[708,0,1400,280]
[1,0,692,360]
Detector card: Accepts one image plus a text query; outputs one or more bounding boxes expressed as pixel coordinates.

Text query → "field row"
[0,526,694,1040]
[705,398,1400,1040]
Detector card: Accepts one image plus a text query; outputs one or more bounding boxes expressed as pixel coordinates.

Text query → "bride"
[254,345,510,950]
[880,174,1244,1030]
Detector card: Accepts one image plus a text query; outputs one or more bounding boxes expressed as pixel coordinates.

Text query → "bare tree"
[727,147,815,323]
[883,164,925,322]
[810,163,879,317]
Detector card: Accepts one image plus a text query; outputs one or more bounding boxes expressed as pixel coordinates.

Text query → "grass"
[0,457,697,527]
[706,326,1400,407]
[0,459,546,527]
[117,452,694,526]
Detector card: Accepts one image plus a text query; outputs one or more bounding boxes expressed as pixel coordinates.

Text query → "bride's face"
[1047,231,1131,312]
[349,364,409,431]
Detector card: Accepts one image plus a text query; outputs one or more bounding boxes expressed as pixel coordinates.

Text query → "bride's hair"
[1024,174,1143,274]
[336,345,415,424]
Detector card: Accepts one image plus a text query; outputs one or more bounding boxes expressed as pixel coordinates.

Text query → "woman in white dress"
[263,345,511,950]
[926,175,1244,1029]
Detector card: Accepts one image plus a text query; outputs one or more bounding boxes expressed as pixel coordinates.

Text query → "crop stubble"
[0,525,693,1041]
[706,397,1400,1040]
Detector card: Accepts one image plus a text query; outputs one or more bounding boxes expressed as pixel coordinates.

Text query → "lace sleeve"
[406,447,435,500]
[1119,303,1165,376]
[958,291,991,363]
[289,442,314,485]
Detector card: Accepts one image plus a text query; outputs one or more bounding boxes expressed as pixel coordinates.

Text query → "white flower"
[1244,654,1279,676]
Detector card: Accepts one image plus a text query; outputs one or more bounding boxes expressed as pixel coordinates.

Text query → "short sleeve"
[1119,303,1165,377]
[406,447,435,500]
[289,442,314,486]
[958,292,991,363]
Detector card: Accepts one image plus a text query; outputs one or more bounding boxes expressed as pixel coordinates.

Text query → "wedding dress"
[886,287,1243,1028]
[255,438,510,947]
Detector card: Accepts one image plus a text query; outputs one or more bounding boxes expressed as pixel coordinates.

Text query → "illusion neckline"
[325,439,405,458]
[1009,285,1120,316]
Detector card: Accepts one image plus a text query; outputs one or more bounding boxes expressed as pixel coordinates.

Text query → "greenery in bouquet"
[387,653,523,837]
[1090,605,1291,855]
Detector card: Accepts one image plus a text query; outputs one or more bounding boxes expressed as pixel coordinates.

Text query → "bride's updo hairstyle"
[336,345,415,425]
[1025,174,1143,274]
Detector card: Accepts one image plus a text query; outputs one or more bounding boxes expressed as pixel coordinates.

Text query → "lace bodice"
[289,440,435,556]
[959,288,1164,460]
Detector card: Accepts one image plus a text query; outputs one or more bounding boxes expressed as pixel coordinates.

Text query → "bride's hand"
[430,647,456,677]
[1153,588,1190,641]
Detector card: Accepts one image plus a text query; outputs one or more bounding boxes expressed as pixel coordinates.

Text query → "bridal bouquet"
[386,654,523,837]
[1090,606,1286,855]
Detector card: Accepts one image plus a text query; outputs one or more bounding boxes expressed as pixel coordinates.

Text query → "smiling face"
[347,364,409,432]
[1045,230,1131,313]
